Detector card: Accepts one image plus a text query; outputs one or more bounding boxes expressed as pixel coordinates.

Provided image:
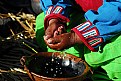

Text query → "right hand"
[44,32,82,50]
[44,19,67,40]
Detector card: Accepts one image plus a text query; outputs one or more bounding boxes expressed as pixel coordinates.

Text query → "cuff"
[72,21,103,52]
[44,14,70,30]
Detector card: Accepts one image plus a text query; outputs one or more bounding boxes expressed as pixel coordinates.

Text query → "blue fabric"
[39,0,121,50]
[85,1,121,43]
[39,0,73,18]
[37,0,121,80]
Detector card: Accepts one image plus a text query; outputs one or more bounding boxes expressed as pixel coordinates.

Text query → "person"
[36,0,121,81]
[0,0,42,15]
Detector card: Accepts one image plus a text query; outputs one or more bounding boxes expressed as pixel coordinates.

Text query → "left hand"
[44,19,67,40]
[44,32,82,50]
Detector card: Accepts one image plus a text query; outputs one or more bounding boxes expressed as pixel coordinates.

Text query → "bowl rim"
[21,52,91,80]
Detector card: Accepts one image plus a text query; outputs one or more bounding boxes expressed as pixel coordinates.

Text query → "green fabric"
[91,70,111,81]
[35,11,121,81]
[35,11,85,57]
[35,12,47,51]
[84,34,121,81]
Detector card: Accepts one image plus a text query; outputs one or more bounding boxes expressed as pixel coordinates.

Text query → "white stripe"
[53,6,63,14]
[83,29,97,39]
[46,6,53,16]
[77,22,91,31]
[89,38,102,46]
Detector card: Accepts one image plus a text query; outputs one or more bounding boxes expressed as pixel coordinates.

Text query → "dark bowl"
[20,52,91,81]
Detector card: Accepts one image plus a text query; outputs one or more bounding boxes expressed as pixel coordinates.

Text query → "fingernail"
[47,39,52,44]
[43,35,46,39]
[60,26,63,28]
[43,35,45,38]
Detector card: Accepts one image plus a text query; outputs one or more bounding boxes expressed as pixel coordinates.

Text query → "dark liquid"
[27,56,86,78]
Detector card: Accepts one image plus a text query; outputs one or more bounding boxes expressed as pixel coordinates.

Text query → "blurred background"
[0,0,43,81]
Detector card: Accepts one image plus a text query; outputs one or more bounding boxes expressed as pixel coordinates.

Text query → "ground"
[0,1,42,80]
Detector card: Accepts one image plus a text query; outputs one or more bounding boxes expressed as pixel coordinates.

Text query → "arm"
[72,1,121,51]
[40,0,73,29]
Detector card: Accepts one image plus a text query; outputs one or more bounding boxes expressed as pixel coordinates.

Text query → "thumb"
[47,37,61,44]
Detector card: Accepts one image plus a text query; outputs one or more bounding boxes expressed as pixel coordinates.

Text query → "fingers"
[43,35,62,50]
[44,33,52,40]
[43,35,51,40]
[44,22,68,50]
[44,22,58,39]
[44,27,62,43]
[43,35,61,49]
[54,30,58,37]
[47,42,64,50]
[45,24,66,38]
[53,26,66,37]
[47,36,61,44]
[58,26,67,33]
[58,26,64,34]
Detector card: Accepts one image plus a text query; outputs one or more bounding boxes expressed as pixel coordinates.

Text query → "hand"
[44,19,67,40]
[44,32,82,50]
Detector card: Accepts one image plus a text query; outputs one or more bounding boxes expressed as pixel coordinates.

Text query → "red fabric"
[44,14,70,30]
[72,27,96,51]
[75,0,103,12]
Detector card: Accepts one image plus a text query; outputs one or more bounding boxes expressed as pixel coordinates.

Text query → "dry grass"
[0,12,42,81]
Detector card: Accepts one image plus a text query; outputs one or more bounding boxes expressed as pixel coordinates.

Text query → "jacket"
[39,0,121,51]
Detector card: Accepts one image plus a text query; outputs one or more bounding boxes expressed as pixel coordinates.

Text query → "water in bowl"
[27,55,86,78]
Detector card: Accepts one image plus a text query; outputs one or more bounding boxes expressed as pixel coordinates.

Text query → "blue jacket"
[40,0,121,51]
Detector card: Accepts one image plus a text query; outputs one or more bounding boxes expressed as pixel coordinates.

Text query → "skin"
[44,19,82,50]
[44,19,67,40]
[45,32,82,50]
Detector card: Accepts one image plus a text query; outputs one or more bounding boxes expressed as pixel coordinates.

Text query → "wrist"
[49,19,59,25]
[74,32,82,44]
[70,32,82,46]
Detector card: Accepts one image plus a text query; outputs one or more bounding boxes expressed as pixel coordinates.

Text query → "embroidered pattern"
[53,6,63,14]
[76,21,92,31]
[46,6,63,16]
[89,38,103,47]
[82,27,99,39]
[46,6,53,16]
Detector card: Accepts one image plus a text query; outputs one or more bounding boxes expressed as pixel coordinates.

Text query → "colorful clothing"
[39,0,121,52]
[37,0,121,80]
[36,11,121,81]
[84,34,121,81]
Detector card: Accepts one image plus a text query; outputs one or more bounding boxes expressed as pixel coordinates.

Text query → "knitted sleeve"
[72,1,121,51]
[40,0,73,29]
